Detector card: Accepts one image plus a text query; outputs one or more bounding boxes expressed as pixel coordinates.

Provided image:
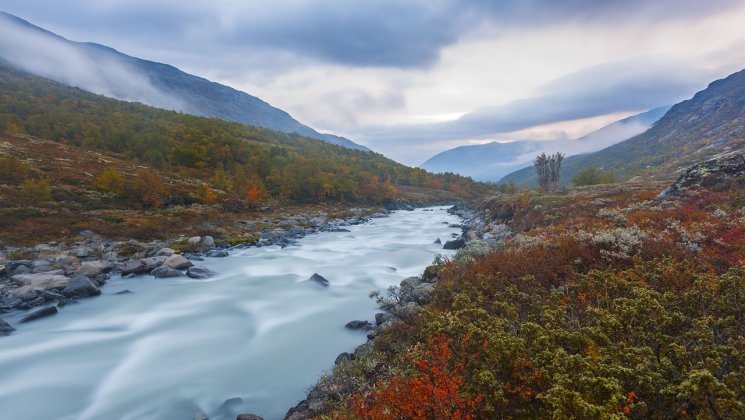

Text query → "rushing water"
[0,207,462,420]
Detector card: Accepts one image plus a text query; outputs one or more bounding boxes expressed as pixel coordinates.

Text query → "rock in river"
[20,306,58,323]
[308,273,329,287]
[345,320,374,331]
[0,318,14,336]
[186,266,216,279]
[151,266,184,278]
[164,254,193,270]
[11,273,69,290]
[62,274,101,299]
[206,250,229,258]
[443,238,466,250]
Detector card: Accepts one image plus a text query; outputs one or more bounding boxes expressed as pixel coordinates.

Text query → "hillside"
[0,12,368,151]
[502,69,745,186]
[0,65,490,245]
[421,107,667,182]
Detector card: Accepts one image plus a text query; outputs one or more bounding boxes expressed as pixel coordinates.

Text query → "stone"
[31,259,54,273]
[37,248,67,260]
[187,236,202,246]
[308,273,329,287]
[434,238,442,244]
[164,255,193,270]
[9,285,38,301]
[335,352,352,365]
[140,256,168,270]
[151,266,184,278]
[20,306,58,323]
[62,275,101,299]
[12,264,31,275]
[0,318,14,336]
[76,261,111,277]
[119,260,148,276]
[206,250,229,258]
[375,312,393,326]
[156,247,176,256]
[186,266,216,279]
[11,273,69,290]
[200,236,215,250]
[115,289,133,295]
[443,238,466,250]
[345,320,374,331]
[72,246,94,258]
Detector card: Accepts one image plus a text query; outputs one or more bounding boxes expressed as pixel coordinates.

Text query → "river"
[0,207,462,420]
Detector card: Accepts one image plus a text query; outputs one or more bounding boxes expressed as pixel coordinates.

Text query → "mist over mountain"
[0,12,369,151]
[501,69,745,185]
[420,107,668,181]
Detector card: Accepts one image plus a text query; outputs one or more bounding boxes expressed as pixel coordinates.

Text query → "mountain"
[420,107,668,181]
[501,69,745,186]
[0,11,368,151]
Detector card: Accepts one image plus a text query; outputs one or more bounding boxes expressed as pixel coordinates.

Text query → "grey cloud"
[2,0,741,69]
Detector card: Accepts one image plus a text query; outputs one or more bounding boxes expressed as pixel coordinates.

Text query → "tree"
[94,168,125,194]
[572,166,615,186]
[131,169,166,208]
[534,152,565,190]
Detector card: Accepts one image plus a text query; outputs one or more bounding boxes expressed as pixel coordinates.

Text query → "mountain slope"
[420,107,668,181]
[501,70,745,186]
[0,12,368,151]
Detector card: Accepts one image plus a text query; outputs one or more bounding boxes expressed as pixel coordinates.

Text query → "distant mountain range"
[420,107,669,181]
[0,12,368,151]
[502,69,745,185]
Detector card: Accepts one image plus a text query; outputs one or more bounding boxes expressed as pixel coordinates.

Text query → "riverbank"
[0,205,393,331]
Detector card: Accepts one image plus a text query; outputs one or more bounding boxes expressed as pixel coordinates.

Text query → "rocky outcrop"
[62,275,101,299]
[660,153,745,197]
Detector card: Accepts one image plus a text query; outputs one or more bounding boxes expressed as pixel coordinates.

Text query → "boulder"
[206,250,229,258]
[187,236,201,246]
[375,312,394,326]
[31,259,54,273]
[115,289,133,295]
[62,275,101,299]
[0,318,14,336]
[308,273,330,287]
[156,247,176,256]
[20,306,58,323]
[345,320,374,331]
[11,273,69,290]
[186,266,216,279]
[36,248,67,260]
[140,256,168,270]
[71,246,94,258]
[119,260,148,276]
[443,238,466,250]
[164,255,193,270]
[200,236,215,250]
[12,264,31,276]
[400,276,434,305]
[151,266,184,278]
[9,285,38,301]
[434,238,442,244]
[335,352,352,365]
[77,261,112,277]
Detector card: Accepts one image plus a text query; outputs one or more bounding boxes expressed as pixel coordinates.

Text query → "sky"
[3,0,745,165]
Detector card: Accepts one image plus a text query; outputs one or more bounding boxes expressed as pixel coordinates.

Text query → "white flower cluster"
[585,225,648,260]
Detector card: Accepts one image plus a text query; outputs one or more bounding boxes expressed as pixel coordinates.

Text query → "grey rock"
[308,273,329,287]
[434,238,442,244]
[335,352,352,365]
[72,246,94,258]
[0,318,14,336]
[62,275,101,299]
[11,273,69,290]
[187,236,201,246]
[20,306,58,323]
[151,266,184,278]
[345,320,374,331]
[140,256,168,270]
[31,259,53,273]
[156,247,176,256]
[206,250,229,258]
[9,285,38,301]
[375,312,394,326]
[164,254,193,270]
[12,264,31,275]
[119,260,147,276]
[115,289,133,295]
[186,266,216,279]
[200,236,215,250]
[443,238,466,250]
[77,261,112,277]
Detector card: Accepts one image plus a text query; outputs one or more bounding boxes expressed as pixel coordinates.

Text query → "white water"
[0,207,462,420]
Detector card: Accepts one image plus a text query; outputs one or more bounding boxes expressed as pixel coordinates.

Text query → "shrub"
[22,178,51,204]
[572,166,616,186]
[0,155,30,184]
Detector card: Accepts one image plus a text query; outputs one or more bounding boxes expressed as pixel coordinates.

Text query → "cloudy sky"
[3,0,745,164]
